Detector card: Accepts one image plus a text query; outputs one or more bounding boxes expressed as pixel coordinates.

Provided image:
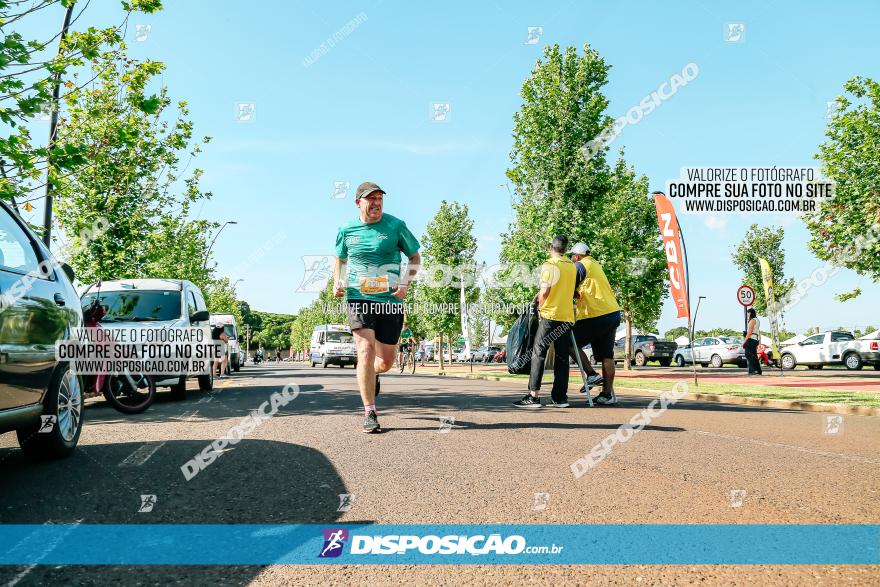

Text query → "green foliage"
[490,44,613,329]
[806,76,880,285]
[52,49,216,288]
[0,0,162,208]
[252,311,296,352]
[490,45,666,337]
[664,326,690,340]
[413,200,477,340]
[289,280,347,352]
[731,224,795,314]
[204,277,242,325]
[835,288,862,302]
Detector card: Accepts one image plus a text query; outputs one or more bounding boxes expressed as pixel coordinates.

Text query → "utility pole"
[42,2,77,247]
[245,324,251,362]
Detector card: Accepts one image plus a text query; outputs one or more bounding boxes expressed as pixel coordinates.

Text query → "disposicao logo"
[319,528,348,558]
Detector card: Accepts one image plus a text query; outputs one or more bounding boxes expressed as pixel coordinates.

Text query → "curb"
[435,371,880,417]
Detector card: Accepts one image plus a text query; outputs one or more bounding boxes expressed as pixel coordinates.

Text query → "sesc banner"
[654,193,690,319]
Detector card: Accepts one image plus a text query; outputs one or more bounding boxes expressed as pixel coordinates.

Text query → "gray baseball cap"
[355,181,385,200]
[568,242,590,255]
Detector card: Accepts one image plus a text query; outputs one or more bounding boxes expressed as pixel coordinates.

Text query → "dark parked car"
[0,200,83,459]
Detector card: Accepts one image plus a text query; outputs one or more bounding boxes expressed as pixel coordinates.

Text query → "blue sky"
[19,0,880,335]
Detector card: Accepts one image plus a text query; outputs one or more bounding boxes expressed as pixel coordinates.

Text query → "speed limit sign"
[737,284,756,307]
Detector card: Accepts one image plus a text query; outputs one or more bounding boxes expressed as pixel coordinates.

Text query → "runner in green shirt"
[397,321,414,366]
[334,182,421,433]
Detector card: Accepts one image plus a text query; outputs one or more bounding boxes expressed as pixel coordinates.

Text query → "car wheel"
[310,360,316,367]
[234,358,241,372]
[170,376,188,400]
[674,354,685,367]
[634,351,647,367]
[874,363,880,371]
[843,352,863,371]
[781,353,796,370]
[710,354,723,369]
[198,372,214,391]
[659,358,672,367]
[322,356,329,368]
[17,364,83,460]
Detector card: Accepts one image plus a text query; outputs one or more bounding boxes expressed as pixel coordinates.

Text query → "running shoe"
[592,390,618,406]
[578,374,604,393]
[545,399,570,408]
[363,410,381,433]
[513,393,542,408]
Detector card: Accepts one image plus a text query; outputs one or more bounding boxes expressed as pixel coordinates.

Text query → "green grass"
[420,366,880,407]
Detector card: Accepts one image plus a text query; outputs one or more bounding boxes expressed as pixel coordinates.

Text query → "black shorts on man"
[346,301,405,345]
[572,310,621,361]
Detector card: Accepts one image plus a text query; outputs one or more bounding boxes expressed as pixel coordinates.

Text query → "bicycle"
[398,347,416,374]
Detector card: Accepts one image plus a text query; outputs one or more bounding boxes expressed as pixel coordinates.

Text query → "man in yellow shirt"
[569,243,621,405]
[514,235,578,408]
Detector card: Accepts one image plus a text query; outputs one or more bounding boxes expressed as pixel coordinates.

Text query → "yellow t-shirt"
[538,255,577,322]
[574,256,620,320]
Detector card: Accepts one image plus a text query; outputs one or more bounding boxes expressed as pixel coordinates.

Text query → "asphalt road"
[1,363,878,586]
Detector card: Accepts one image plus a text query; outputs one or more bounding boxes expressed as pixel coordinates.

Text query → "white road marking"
[6,520,81,586]
[118,442,166,467]
[695,430,880,465]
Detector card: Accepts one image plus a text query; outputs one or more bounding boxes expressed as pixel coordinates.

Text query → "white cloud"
[704,214,728,231]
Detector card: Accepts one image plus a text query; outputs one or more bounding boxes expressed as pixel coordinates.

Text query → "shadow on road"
[0,438,350,585]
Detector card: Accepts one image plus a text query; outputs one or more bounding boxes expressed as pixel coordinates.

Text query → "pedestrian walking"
[743,308,762,375]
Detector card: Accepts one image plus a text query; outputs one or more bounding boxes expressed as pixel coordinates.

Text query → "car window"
[0,207,43,276]
[81,290,182,322]
[831,332,854,342]
[802,334,824,345]
[187,291,197,317]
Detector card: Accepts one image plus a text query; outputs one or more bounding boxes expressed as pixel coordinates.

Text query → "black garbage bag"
[507,300,539,374]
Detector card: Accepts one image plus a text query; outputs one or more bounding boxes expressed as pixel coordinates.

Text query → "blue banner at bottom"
[1,524,877,565]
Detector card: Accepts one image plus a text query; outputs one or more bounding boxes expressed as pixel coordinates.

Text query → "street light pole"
[691,295,706,383]
[42,2,77,247]
[203,221,238,270]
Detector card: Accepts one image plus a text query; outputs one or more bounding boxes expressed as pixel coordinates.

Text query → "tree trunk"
[438,333,444,370]
[624,312,633,370]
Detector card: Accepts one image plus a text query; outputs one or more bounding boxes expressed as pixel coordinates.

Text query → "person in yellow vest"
[514,235,578,408]
[569,242,621,405]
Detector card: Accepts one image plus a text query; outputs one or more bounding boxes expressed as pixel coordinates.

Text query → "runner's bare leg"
[353,328,377,404]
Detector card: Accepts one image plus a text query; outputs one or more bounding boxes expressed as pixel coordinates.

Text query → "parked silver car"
[673,336,746,368]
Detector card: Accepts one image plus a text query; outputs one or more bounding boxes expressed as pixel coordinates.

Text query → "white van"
[310,325,357,368]
[209,313,242,372]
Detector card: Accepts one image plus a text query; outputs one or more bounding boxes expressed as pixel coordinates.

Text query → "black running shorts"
[346,300,405,345]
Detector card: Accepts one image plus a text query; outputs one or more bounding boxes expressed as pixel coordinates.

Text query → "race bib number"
[359,276,389,294]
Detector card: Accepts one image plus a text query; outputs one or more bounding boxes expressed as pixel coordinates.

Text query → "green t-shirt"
[335,213,420,303]
[400,328,413,341]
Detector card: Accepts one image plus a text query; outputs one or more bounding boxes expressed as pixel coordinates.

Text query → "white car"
[673,336,746,368]
[80,279,213,398]
[780,331,880,370]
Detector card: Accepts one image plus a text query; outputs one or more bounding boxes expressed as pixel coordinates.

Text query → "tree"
[806,76,880,287]
[204,277,242,325]
[665,326,690,341]
[52,48,216,286]
[595,158,668,367]
[0,0,162,210]
[731,224,795,314]
[490,43,613,329]
[415,201,477,368]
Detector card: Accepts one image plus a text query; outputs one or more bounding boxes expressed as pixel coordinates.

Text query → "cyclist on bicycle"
[397,321,414,366]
